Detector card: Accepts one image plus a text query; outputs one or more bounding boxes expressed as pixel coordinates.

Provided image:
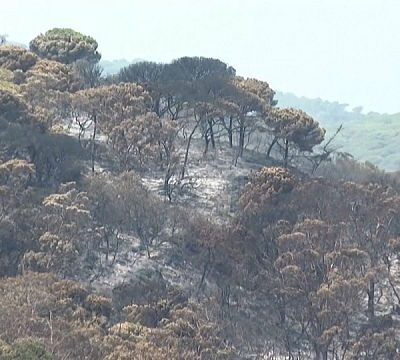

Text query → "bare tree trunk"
[91,114,97,173]
[388,268,400,305]
[313,344,328,360]
[198,247,212,292]
[220,115,233,147]
[267,136,278,158]
[145,239,152,259]
[104,229,109,262]
[111,233,120,265]
[278,302,286,325]
[322,350,328,360]
[181,122,199,180]
[367,279,375,319]
[228,116,233,148]
[203,130,210,156]
[163,164,174,202]
[153,97,161,117]
[283,139,289,167]
[208,119,215,149]
[238,125,245,157]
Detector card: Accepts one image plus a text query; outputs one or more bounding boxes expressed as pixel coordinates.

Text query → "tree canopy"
[29,28,101,64]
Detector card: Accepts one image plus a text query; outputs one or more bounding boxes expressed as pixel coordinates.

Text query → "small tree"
[239,166,297,220]
[73,59,103,89]
[341,181,400,320]
[265,107,325,166]
[71,83,152,171]
[86,173,125,263]
[0,159,36,276]
[22,59,76,126]
[89,172,167,259]
[107,112,165,170]
[0,45,38,72]
[236,166,297,266]
[114,172,167,258]
[24,182,99,275]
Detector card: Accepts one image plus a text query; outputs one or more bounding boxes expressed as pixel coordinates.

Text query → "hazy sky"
[2,0,400,113]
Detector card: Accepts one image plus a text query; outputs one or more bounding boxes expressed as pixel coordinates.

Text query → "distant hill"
[100,58,144,75]
[275,91,365,123]
[330,112,400,172]
[276,91,400,172]
[3,40,27,48]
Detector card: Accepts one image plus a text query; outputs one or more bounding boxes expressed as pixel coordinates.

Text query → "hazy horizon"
[2,0,399,113]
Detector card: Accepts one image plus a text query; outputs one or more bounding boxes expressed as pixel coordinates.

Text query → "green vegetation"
[0,340,52,360]
[329,113,400,171]
[276,91,400,172]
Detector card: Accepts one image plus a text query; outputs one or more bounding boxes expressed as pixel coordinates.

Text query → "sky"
[1,0,400,113]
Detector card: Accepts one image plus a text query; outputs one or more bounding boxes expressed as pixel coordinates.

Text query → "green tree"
[29,28,101,64]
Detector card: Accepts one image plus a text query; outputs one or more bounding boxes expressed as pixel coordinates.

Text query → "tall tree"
[71,83,152,171]
[29,28,101,64]
[227,77,276,157]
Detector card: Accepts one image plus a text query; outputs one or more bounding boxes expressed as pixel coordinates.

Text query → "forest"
[101,60,400,173]
[0,28,400,359]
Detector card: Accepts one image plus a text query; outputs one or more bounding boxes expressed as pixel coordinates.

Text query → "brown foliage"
[239,166,296,217]
[0,159,37,276]
[24,182,100,275]
[267,107,325,152]
[0,272,107,359]
[0,45,38,72]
